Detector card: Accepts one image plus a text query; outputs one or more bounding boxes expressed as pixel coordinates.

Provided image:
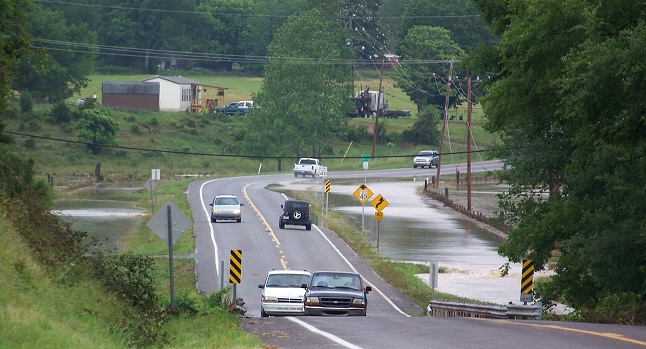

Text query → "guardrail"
[428,300,542,320]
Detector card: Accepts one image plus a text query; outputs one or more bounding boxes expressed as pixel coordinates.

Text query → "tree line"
[2,0,644,324]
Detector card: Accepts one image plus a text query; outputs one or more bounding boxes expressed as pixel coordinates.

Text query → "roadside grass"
[0,213,126,349]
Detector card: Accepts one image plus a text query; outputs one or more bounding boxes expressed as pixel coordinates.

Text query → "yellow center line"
[243,183,290,270]
[473,318,646,346]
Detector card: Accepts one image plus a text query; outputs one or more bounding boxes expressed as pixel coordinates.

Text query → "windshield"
[311,273,361,290]
[215,197,239,205]
[418,151,435,156]
[266,274,311,288]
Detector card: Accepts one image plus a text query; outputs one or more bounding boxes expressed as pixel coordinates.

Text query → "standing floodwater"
[327,180,526,305]
[52,199,146,252]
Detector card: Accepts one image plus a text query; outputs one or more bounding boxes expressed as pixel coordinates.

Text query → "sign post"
[520,259,535,303]
[371,194,389,251]
[361,154,370,184]
[146,201,192,308]
[229,249,243,305]
[325,179,331,218]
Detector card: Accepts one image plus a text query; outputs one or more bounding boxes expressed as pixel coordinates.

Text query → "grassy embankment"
[7,70,494,185]
[2,71,501,347]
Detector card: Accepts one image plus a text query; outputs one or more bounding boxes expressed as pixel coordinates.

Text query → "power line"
[3,130,501,160]
[35,0,482,20]
[33,39,455,65]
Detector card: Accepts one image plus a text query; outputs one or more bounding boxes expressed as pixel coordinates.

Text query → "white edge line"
[199,179,220,276]
[280,192,409,317]
[287,317,364,349]
[312,223,410,317]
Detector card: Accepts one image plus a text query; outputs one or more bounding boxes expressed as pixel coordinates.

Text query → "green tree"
[247,2,352,159]
[401,106,441,145]
[469,0,645,320]
[14,4,96,101]
[76,109,120,155]
[0,0,32,120]
[401,0,496,52]
[238,0,300,73]
[393,26,464,111]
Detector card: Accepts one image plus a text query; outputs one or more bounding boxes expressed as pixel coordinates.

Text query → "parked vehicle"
[279,200,311,230]
[348,87,410,118]
[302,271,372,316]
[413,150,439,168]
[210,194,243,223]
[214,101,254,115]
[293,158,322,178]
[258,269,311,317]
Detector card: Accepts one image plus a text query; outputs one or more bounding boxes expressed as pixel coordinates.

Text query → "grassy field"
[5,71,496,188]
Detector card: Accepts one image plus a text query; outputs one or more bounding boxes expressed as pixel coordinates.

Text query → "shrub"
[51,101,72,124]
[20,90,33,113]
[90,252,159,310]
[60,122,73,133]
[130,124,142,134]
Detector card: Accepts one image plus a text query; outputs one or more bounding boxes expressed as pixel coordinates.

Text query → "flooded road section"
[52,199,146,252]
[298,178,529,305]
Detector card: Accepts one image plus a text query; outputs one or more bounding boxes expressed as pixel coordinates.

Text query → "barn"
[102,76,227,113]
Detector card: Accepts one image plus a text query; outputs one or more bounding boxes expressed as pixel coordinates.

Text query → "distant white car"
[258,269,311,317]
[209,194,243,223]
[413,150,439,168]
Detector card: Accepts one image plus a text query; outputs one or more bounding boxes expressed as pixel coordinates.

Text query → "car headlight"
[262,295,278,303]
[305,296,320,306]
[351,298,366,307]
[233,209,241,214]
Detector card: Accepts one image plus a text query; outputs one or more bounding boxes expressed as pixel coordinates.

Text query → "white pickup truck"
[293,158,322,178]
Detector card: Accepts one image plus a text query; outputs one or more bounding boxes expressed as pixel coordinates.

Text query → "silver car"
[210,194,243,223]
[413,150,439,168]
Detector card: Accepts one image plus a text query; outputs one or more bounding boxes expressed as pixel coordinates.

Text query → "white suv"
[413,150,439,168]
[258,269,311,317]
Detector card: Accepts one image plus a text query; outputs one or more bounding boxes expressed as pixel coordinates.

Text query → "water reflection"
[52,199,146,252]
[327,180,524,304]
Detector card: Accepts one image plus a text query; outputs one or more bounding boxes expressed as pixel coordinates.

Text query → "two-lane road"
[186,163,646,349]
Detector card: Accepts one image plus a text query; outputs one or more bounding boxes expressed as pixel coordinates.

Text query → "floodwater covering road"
[317,179,535,306]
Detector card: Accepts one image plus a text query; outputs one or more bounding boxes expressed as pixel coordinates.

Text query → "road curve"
[186,162,646,349]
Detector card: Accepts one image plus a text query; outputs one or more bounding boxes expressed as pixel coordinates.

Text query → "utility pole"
[371,50,385,159]
[467,71,472,211]
[349,16,355,97]
[435,60,454,188]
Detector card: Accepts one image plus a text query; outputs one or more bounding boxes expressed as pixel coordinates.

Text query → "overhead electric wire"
[3,130,500,160]
[35,0,481,20]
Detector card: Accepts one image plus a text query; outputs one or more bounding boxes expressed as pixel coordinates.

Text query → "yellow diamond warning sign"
[353,184,373,204]
[371,194,389,212]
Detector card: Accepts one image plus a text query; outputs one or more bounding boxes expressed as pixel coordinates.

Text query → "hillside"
[4,72,496,188]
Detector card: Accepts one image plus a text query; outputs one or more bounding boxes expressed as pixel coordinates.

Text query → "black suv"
[279,200,312,230]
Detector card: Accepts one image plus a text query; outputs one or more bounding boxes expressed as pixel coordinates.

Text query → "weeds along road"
[186,162,646,349]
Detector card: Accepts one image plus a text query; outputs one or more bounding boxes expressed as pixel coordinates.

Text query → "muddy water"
[52,199,146,252]
[316,179,531,305]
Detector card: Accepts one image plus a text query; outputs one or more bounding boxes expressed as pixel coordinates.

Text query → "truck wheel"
[279,221,285,229]
[306,224,312,231]
[294,173,298,177]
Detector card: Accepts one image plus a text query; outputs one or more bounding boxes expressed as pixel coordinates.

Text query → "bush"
[90,252,159,310]
[20,90,33,113]
[401,107,441,145]
[51,101,72,124]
